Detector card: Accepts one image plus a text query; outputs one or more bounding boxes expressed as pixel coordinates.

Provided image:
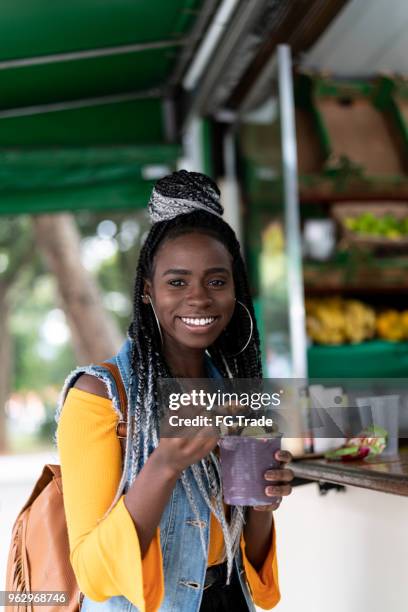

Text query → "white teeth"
[181,317,215,326]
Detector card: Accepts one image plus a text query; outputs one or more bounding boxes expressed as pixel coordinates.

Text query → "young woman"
[56,170,294,612]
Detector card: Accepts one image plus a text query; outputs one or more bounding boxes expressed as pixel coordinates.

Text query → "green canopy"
[0,1,204,214]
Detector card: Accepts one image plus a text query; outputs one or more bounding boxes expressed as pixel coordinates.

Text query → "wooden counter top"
[291,448,408,497]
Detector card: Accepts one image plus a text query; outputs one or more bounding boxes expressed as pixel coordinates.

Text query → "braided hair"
[126,170,263,581]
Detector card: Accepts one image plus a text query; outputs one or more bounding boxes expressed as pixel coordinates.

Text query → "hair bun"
[148,169,224,223]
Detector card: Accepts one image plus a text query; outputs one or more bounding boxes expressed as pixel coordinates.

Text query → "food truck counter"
[291,448,408,496]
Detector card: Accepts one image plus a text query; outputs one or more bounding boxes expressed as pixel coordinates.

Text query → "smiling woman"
[142,233,236,366]
[55,170,292,612]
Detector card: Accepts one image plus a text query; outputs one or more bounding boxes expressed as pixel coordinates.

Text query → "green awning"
[0,145,181,214]
[0,1,204,214]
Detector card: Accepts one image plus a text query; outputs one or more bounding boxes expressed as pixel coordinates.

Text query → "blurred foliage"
[0,216,38,285]
[75,209,150,331]
[11,276,77,391]
[2,209,150,397]
[38,401,58,443]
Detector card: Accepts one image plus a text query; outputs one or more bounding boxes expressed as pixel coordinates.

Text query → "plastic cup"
[219,435,282,506]
[356,395,400,457]
[309,385,347,453]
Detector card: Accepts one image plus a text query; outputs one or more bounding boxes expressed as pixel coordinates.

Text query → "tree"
[0,218,37,453]
[0,210,142,453]
[0,282,12,452]
[32,214,123,364]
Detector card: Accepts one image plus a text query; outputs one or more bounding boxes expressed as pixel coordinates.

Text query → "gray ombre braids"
[127,170,263,582]
[149,169,223,222]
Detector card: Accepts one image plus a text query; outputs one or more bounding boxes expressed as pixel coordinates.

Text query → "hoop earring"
[141,294,163,345]
[228,299,253,357]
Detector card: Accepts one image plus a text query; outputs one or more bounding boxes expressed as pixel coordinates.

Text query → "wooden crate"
[332,202,408,248]
[319,98,404,175]
[295,74,407,178]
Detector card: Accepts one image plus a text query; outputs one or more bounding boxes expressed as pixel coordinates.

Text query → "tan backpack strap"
[99,362,128,440]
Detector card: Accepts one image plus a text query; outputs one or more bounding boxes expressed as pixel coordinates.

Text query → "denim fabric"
[59,338,256,612]
[80,595,134,612]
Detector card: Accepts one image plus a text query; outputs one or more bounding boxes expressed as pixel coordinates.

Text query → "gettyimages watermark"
[157,378,408,439]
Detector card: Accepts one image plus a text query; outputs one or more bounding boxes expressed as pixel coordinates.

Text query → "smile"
[179,316,217,328]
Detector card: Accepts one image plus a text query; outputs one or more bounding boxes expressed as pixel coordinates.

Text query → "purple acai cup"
[219,435,282,506]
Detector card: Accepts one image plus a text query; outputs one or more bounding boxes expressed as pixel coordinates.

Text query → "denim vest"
[57,338,256,612]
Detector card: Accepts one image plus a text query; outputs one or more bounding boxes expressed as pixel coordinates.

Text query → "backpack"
[5,362,128,612]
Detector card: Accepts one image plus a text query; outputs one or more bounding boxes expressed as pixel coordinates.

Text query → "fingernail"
[266,486,277,496]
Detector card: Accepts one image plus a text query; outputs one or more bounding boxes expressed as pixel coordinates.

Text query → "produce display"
[307,298,408,345]
[306,297,376,345]
[376,310,408,341]
[344,212,408,239]
[324,426,387,461]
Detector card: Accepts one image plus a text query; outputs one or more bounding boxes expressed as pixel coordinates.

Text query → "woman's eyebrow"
[162,268,191,276]
[205,267,231,275]
[162,267,230,276]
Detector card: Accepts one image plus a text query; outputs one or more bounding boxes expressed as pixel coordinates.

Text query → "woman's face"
[143,232,236,352]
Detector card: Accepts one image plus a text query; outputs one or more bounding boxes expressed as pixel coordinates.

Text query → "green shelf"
[308,340,408,378]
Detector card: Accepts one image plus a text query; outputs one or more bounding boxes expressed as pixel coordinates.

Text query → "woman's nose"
[186,284,212,306]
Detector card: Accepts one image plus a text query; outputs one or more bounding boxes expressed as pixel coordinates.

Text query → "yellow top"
[57,388,280,611]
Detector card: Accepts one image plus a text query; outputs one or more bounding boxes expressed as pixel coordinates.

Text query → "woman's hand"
[154,434,219,478]
[251,449,294,512]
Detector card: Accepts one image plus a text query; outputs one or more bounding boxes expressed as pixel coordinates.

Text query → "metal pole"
[0,40,185,70]
[0,88,161,119]
[277,45,307,379]
[222,129,243,244]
